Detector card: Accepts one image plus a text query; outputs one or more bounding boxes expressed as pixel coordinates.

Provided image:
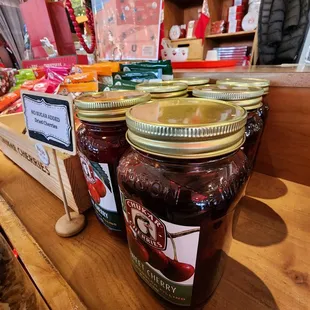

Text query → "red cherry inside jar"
[117,98,250,308]
[75,91,151,235]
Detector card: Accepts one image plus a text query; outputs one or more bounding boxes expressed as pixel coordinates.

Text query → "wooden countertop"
[174,65,310,87]
[0,152,309,310]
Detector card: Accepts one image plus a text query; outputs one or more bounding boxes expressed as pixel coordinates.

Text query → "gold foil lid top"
[126,98,247,159]
[216,78,270,94]
[173,77,210,86]
[75,91,151,122]
[192,85,263,110]
[151,89,188,99]
[136,81,188,93]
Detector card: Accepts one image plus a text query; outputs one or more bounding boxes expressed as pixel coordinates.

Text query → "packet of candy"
[58,82,98,95]
[112,69,162,83]
[64,71,97,84]
[45,65,71,85]
[72,62,120,76]
[0,98,23,115]
[0,90,20,112]
[33,67,46,79]
[120,60,173,81]
[112,79,138,90]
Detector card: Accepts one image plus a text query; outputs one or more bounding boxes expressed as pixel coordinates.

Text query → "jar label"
[121,195,200,306]
[79,152,122,231]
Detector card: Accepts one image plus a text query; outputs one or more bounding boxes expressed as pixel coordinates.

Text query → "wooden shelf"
[206,31,256,40]
[166,0,203,8]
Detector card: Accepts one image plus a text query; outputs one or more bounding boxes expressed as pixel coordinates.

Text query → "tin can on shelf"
[75,91,151,234]
[117,98,249,308]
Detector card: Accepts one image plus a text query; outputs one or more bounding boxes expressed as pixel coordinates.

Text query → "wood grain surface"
[175,67,310,87]
[0,152,309,309]
[255,87,310,187]
[0,194,86,310]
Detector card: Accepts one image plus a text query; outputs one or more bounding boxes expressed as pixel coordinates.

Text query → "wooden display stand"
[164,0,258,63]
[0,113,91,214]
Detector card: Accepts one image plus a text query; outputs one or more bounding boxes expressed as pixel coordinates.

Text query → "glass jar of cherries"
[117,98,250,308]
[193,85,265,168]
[75,91,150,233]
[216,78,270,122]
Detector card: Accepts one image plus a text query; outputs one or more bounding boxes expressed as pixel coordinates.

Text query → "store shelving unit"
[164,0,258,62]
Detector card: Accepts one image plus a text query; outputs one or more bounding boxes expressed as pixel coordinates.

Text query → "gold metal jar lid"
[126,98,247,159]
[216,78,270,94]
[173,77,210,86]
[75,91,151,122]
[136,81,188,93]
[151,89,188,99]
[193,85,263,110]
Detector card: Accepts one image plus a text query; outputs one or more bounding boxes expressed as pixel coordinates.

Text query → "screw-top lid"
[136,81,188,93]
[216,78,270,94]
[75,91,151,122]
[126,98,247,159]
[193,85,263,110]
[173,77,210,86]
[151,89,189,99]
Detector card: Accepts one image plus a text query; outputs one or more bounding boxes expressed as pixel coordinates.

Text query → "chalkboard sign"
[22,91,76,155]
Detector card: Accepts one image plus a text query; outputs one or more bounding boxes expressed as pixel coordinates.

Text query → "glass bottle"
[75,91,151,233]
[117,98,250,308]
[193,85,264,168]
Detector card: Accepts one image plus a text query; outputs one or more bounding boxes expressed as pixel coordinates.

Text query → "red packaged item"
[0,98,23,115]
[229,5,247,15]
[0,90,20,112]
[228,11,245,22]
[234,0,248,6]
[210,20,226,34]
[45,65,71,85]
[33,67,46,79]
[228,20,242,33]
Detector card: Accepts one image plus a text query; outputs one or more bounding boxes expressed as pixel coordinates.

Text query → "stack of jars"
[136,81,188,98]
[193,84,264,168]
[75,77,269,309]
[216,77,270,121]
[173,77,210,95]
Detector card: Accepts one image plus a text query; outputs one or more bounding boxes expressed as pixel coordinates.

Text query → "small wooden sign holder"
[21,91,86,237]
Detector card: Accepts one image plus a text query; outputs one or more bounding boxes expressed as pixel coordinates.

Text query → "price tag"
[21,91,76,155]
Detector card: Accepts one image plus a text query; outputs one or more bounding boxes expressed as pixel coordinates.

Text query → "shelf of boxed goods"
[0,150,309,309]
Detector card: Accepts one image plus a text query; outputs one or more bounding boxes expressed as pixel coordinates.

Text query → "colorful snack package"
[64,71,98,84]
[33,67,46,79]
[45,65,71,85]
[120,60,173,81]
[72,62,120,76]
[112,79,138,90]
[112,69,162,83]
[0,98,23,115]
[58,82,98,95]
[0,90,20,112]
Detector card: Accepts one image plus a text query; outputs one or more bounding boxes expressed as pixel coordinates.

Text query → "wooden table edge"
[0,195,87,310]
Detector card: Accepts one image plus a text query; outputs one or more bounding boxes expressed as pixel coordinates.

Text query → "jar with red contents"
[193,85,264,168]
[216,78,270,122]
[75,91,151,233]
[117,98,249,307]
